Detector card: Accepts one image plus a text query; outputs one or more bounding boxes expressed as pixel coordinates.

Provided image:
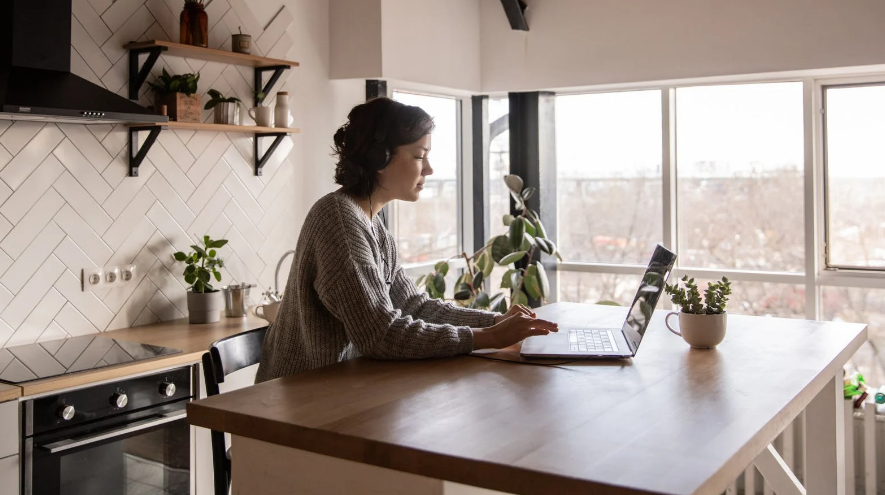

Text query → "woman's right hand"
[472,313,559,350]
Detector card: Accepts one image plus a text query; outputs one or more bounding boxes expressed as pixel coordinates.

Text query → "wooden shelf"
[126,121,300,134]
[125,40,300,68]
[127,122,298,177]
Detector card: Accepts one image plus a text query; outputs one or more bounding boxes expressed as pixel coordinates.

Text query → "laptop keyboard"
[569,329,615,352]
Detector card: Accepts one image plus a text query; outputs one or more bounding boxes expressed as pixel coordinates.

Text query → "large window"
[487,98,510,239]
[391,91,460,264]
[823,84,885,269]
[676,83,804,272]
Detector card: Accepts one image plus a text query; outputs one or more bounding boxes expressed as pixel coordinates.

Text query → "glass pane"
[488,97,510,239]
[822,287,885,385]
[676,82,805,272]
[824,85,885,268]
[556,90,663,264]
[558,272,642,306]
[693,279,806,318]
[392,92,460,263]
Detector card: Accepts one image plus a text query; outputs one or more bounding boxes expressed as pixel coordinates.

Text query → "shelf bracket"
[129,46,168,100]
[254,66,290,107]
[129,126,165,177]
[254,133,288,176]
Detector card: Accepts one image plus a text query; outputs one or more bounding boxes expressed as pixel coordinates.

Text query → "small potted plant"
[173,235,227,323]
[204,89,242,125]
[148,68,201,123]
[664,276,732,348]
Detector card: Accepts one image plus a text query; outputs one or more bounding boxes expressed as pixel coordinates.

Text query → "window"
[487,97,510,238]
[391,91,461,264]
[676,83,805,272]
[823,84,885,269]
[555,91,663,266]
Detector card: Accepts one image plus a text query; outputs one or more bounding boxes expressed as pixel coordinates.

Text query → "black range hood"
[0,0,167,125]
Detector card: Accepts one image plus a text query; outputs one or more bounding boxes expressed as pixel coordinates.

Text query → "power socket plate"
[82,264,138,292]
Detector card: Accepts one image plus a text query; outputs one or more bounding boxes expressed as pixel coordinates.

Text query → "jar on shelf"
[274,91,290,128]
[180,1,208,48]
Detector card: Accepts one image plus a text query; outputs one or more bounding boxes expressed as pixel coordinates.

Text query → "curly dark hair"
[333,97,434,198]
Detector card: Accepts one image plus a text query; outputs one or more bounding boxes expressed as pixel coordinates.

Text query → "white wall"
[0,0,363,350]
[480,0,885,92]
[381,0,481,92]
[329,0,383,80]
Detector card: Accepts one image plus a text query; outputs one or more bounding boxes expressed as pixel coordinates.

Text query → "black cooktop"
[0,335,182,384]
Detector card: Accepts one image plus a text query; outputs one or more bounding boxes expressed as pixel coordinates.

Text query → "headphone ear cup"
[366,142,390,171]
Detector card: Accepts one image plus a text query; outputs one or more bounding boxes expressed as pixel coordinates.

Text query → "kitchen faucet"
[275,250,297,294]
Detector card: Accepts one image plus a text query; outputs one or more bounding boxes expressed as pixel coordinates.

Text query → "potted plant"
[204,89,242,125]
[417,174,562,314]
[148,68,201,123]
[173,235,227,323]
[664,276,732,348]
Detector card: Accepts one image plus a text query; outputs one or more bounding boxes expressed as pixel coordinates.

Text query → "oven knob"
[58,405,75,421]
[158,382,176,397]
[110,393,128,408]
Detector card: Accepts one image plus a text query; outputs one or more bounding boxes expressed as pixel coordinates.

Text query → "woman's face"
[376,133,433,202]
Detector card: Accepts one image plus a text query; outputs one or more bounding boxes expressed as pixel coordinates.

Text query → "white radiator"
[726,400,884,495]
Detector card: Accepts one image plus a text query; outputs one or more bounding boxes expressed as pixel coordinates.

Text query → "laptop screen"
[621,245,677,355]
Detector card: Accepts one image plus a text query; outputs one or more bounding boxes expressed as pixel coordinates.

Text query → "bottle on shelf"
[274,91,291,128]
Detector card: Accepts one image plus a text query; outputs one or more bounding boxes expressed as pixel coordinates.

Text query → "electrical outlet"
[105,266,121,287]
[121,264,137,283]
[82,267,105,292]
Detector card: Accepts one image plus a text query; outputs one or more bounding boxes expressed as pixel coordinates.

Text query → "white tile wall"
[0,2,298,348]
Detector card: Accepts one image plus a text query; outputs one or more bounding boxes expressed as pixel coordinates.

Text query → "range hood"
[0,0,167,125]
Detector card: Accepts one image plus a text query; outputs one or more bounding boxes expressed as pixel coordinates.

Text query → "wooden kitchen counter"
[17,314,268,396]
[187,303,866,495]
[0,382,20,402]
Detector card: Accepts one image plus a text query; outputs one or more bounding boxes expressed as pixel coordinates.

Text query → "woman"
[256,97,557,382]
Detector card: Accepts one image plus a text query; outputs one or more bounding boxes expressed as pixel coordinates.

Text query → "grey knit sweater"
[255,190,497,383]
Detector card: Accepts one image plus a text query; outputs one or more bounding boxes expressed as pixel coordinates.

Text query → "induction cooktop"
[0,335,182,384]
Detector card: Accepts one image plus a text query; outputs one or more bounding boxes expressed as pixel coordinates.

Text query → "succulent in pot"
[204,89,242,125]
[173,235,228,323]
[664,276,732,349]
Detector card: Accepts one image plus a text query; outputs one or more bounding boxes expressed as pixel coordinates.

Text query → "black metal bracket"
[254,133,288,176]
[254,66,290,107]
[500,0,529,31]
[128,126,165,177]
[129,47,168,100]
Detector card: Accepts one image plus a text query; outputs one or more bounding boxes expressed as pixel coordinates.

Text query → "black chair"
[201,326,268,495]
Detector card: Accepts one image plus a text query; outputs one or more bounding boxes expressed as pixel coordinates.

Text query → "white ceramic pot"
[187,291,224,324]
[213,102,239,125]
[665,312,727,349]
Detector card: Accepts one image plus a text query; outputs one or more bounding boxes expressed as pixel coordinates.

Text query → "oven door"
[24,402,189,495]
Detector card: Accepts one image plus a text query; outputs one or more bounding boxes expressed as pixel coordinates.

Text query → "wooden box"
[162,93,202,123]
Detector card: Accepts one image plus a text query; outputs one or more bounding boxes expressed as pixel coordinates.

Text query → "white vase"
[274,91,290,128]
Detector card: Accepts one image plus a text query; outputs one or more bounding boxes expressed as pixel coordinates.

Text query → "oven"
[21,367,193,495]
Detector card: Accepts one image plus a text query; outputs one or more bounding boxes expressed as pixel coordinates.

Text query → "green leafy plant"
[148,68,200,97]
[417,175,562,313]
[172,236,228,293]
[664,275,732,314]
[254,90,267,105]
[204,89,242,110]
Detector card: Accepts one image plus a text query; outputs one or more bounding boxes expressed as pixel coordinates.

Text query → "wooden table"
[187,303,866,495]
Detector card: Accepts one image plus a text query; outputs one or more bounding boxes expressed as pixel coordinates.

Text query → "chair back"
[201,326,268,495]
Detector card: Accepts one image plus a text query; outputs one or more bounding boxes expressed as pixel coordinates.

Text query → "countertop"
[0,383,20,402]
[16,314,268,396]
[187,303,866,495]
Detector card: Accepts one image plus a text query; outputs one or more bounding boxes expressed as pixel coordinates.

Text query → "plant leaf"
[479,250,494,279]
[184,264,196,274]
[198,270,211,283]
[510,270,521,290]
[503,174,524,194]
[209,239,228,249]
[500,269,516,289]
[489,292,505,310]
[513,290,528,306]
[191,245,207,258]
[472,271,484,290]
[213,270,222,282]
[208,249,216,258]
[435,261,449,277]
[454,290,472,301]
[433,273,446,295]
[474,292,490,308]
[185,273,197,285]
[534,219,548,238]
[522,217,536,237]
[502,214,515,226]
[499,251,527,265]
[520,232,534,251]
[491,235,512,263]
[509,218,525,250]
[535,262,549,299]
[173,252,188,261]
[536,237,553,254]
[524,265,541,300]
[521,187,536,201]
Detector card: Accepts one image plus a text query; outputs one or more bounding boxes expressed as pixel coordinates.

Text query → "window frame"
[386,83,471,275]
[552,71,885,322]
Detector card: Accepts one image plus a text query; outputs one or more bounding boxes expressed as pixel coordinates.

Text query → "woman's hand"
[473,312,558,350]
[494,304,535,324]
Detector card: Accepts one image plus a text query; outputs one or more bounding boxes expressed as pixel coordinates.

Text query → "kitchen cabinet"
[0,399,19,494]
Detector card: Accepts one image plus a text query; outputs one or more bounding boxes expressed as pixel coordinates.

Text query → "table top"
[187,302,867,495]
[14,314,268,396]
[0,383,20,402]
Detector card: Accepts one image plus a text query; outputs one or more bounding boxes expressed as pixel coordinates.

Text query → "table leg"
[805,373,845,495]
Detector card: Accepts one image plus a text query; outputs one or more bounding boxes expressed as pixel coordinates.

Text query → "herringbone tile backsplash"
[0,0,299,348]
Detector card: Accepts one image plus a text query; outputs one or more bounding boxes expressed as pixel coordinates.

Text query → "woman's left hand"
[494,304,535,324]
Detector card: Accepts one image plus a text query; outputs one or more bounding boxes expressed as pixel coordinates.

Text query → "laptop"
[520,244,677,359]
